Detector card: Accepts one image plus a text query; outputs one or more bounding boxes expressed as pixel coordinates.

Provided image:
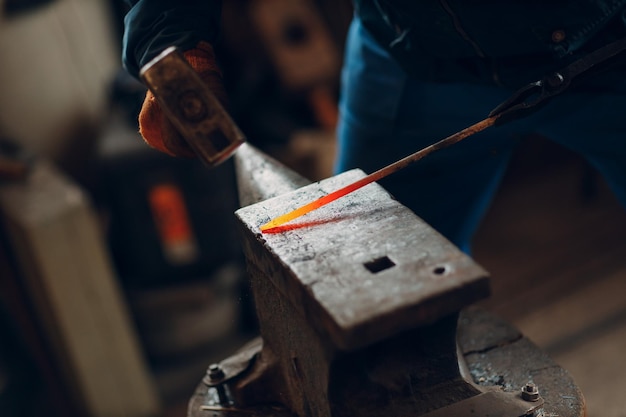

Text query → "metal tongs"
[489,37,626,125]
[260,36,626,232]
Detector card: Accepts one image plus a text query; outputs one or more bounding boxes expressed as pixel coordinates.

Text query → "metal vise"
[189,144,584,417]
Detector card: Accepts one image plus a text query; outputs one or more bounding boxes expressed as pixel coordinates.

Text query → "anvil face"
[236,169,489,351]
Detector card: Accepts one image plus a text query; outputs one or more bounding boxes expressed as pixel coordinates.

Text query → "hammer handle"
[140,47,245,166]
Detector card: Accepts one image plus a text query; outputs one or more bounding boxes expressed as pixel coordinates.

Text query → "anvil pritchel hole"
[433,265,448,276]
[364,256,396,274]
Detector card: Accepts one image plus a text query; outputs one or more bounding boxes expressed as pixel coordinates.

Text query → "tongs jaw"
[489,36,626,125]
[488,72,571,125]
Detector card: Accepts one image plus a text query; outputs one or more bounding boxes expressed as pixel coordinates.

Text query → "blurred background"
[0,1,624,416]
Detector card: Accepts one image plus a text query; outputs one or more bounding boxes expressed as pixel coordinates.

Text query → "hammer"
[140,47,245,167]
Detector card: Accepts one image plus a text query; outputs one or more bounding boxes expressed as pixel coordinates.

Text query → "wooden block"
[0,0,118,157]
[0,162,159,417]
[554,320,626,417]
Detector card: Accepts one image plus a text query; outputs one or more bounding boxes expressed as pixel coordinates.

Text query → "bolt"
[213,384,229,405]
[208,363,225,381]
[207,364,230,405]
[522,382,540,402]
[546,72,565,89]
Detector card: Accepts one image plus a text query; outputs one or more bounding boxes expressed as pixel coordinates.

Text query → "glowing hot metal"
[260,116,497,232]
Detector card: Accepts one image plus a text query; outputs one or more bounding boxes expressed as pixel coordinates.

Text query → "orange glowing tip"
[259,116,498,232]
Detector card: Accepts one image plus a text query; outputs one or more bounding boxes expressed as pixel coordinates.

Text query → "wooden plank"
[0,0,118,157]
[0,162,160,417]
[514,268,626,351]
[475,162,626,321]
[554,321,626,417]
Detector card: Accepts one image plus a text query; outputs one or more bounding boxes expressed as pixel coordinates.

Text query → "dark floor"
[473,139,626,417]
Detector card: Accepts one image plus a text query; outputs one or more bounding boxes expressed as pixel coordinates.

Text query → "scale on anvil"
[186,144,585,417]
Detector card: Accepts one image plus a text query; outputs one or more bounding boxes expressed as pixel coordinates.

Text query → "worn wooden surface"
[0,162,159,417]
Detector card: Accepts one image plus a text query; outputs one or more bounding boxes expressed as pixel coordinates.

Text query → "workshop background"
[0,0,625,416]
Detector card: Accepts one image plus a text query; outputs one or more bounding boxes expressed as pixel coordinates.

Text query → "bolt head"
[546,72,565,89]
[208,363,225,380]
[522,383,540,401]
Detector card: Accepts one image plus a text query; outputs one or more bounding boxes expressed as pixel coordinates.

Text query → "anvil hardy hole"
[364,256,396,274]
[433,266,448,276]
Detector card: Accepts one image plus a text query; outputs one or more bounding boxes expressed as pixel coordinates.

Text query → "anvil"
[188,144,585,417]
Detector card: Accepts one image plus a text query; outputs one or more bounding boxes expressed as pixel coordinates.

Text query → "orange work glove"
[138,41,227,158]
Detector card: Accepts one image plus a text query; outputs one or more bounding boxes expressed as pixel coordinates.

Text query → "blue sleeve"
[122,0,222,78]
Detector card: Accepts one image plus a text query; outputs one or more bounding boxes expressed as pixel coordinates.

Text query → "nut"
[522,383,540,402]
[208,363,225,381]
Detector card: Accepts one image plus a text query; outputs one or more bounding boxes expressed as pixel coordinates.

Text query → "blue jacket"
[357,0,626,86]
[123,0,626,87]
[123,0,222,78]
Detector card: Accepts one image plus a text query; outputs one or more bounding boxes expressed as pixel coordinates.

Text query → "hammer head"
[140,47,245,166]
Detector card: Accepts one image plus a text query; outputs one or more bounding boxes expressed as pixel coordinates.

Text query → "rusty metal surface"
[235,168,490,350]
[327,313,481,417]
[421,390,543,417]
[188,309,585,417]
[243,261,335,416]
[202,338,262,387]
[189,382,294,417]
[233,164,490,416]
[459,309,586,417]
[140,47,245,166]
